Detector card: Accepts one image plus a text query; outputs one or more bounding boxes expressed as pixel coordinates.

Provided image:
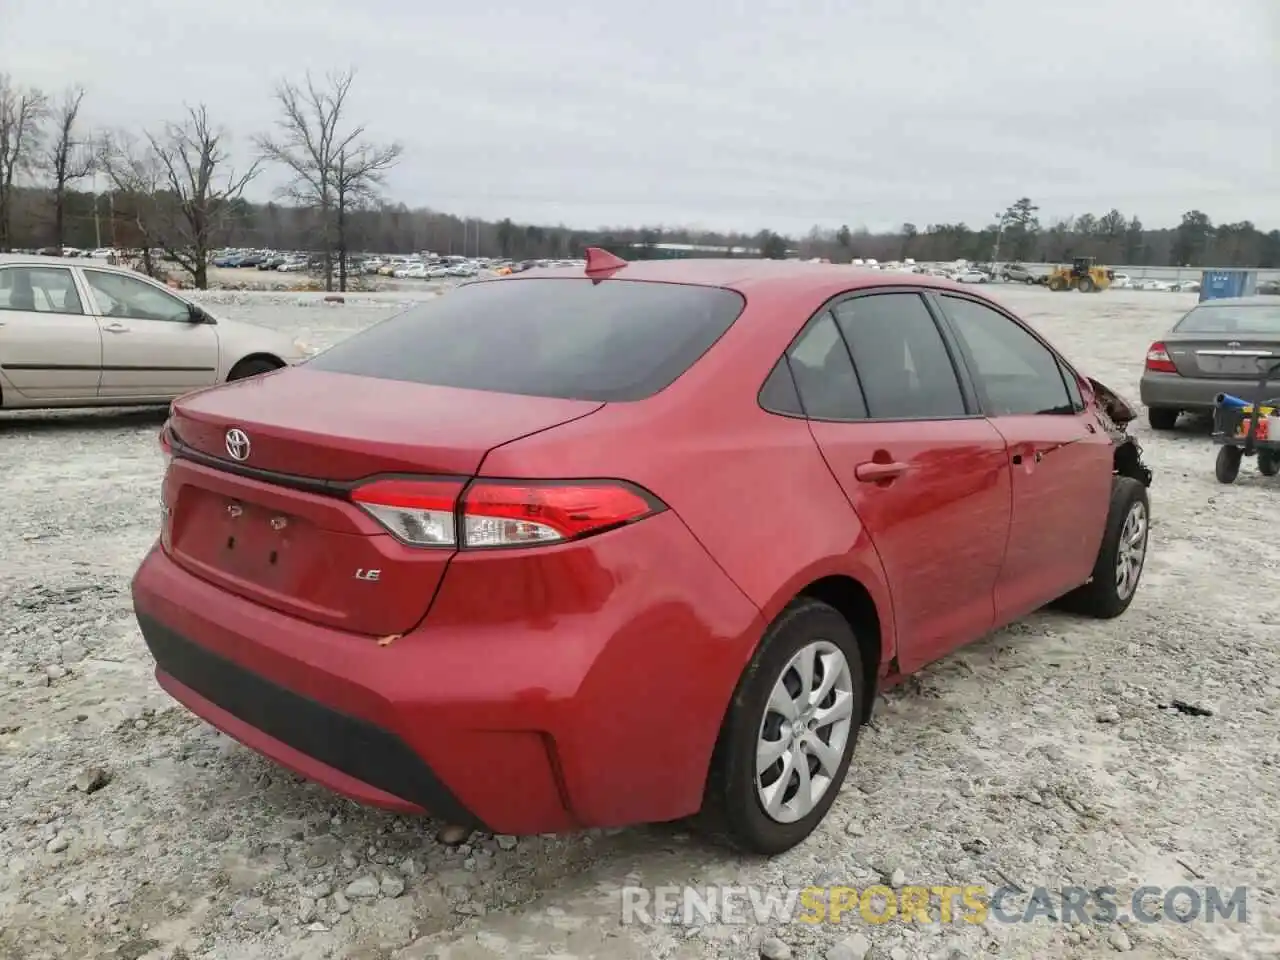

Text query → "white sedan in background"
[950,268,990,283]
[0,255,307,410]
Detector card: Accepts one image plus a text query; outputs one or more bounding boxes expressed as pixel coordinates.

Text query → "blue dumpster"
[1199,269,1258,302]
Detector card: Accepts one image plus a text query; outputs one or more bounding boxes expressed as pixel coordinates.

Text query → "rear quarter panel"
[475,289,899,677]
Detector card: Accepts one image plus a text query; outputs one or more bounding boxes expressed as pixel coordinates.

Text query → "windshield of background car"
[305,277,747,401]
[1173,303,1280,335]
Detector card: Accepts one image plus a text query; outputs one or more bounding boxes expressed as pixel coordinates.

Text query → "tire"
[1216,445,1242,484]
[227,357,281,381]
[1259,451,1280,477]
[1077,276,1095,292]
[1146,407,1179,431]
[1056,477,1150,619]
[1024,277,1034,285]
[703,598,865,855]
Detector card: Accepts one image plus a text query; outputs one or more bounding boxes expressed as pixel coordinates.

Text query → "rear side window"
[759,357,804,416]
[0,266,84,315]
[784,313,868,420]
[831,293,967,419]
[306,277,745,401]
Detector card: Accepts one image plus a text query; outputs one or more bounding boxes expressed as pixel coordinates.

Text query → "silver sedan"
[1139,295,1280,430]
[0,255,307,409]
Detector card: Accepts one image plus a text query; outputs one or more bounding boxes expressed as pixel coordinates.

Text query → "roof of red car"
[507,257,967,300]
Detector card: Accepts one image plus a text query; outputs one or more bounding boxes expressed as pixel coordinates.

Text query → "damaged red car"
[132,251,1152,855]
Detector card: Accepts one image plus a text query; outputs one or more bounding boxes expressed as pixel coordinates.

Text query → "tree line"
[3,73,1277,292]
[1,70,400,291]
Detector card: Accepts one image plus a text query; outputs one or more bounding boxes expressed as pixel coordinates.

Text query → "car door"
[0,264,102,401]
[931,292,1114,623]
[792,291,1012,674]
[80,268,219,400]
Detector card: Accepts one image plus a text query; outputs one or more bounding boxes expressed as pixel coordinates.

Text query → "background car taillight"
[158,422,174,549]
[350,478,664,548]
[1145,342,1178,374]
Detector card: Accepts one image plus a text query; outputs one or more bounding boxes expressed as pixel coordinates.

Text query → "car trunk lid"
[1163,333,1279,379]
[162,368,603,636]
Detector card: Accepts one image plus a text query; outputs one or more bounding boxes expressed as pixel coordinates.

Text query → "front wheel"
[704,599,864,855]
[1216,445,1242,484]
[1056,478,1149,619]
[1259,451,1280,477]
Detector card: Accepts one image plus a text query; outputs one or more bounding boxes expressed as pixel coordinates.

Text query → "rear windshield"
[1174,303,1280,335]
[306,277,746,401]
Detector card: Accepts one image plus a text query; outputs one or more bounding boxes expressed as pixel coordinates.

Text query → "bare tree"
[0,74,48,251]
[99,105,259,288]
[42,86,93,254]
[255,69,402,291]
[94,129,163,277]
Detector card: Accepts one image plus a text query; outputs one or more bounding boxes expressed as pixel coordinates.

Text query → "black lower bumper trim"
[136,611,483,828]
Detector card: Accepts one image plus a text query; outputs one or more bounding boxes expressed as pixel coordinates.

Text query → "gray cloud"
[3,0,1276,233]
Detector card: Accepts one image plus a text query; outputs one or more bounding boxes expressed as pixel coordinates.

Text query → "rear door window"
[306,277,745,401]
[831,293,967,419]
[0,266,84,314]
[783,313,867,420]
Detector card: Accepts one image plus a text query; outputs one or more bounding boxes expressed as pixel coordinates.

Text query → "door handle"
[102,322,129,333]
[855,460,909,483]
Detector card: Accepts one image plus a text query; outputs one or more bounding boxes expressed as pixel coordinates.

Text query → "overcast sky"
[3,0,1276,234]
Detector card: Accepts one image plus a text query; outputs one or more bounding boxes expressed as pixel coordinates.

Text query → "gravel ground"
[3,286,1279,960]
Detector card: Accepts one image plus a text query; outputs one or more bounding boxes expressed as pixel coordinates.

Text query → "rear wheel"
[1259,451,1280,477]
[703,599,864,855]
[1216,445,1242,484]
[1077,276,1095,292]
[1147,407,1179,430]
[227,357,282,381]
[1056,478,1149,619]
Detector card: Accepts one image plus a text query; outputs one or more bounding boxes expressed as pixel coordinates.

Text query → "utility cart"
[1211,356,1280,483]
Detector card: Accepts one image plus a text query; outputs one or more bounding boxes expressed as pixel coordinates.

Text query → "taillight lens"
[351,478,461,547]
[462,481,658,547]
[159,421,174,462]
[1145,342,1177,374]
[350,478,663,548]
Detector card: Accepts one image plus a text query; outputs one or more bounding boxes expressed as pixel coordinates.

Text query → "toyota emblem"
[225,428,251,461]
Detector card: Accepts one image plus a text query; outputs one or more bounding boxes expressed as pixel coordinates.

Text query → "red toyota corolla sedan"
[132,251,1153,854]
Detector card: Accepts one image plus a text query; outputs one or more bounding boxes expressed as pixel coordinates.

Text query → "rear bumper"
[131,511,764,833]
[140,614,471,818]
[1139,372,1265,410]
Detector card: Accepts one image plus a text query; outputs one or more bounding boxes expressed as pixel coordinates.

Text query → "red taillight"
[350,478,663,548]
[462,481,658,546]
[1145,342,1178,374]
[158,422,174,549]
[351,478,463,547]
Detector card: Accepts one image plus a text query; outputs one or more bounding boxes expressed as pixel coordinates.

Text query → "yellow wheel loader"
[1046,256,1113,292]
